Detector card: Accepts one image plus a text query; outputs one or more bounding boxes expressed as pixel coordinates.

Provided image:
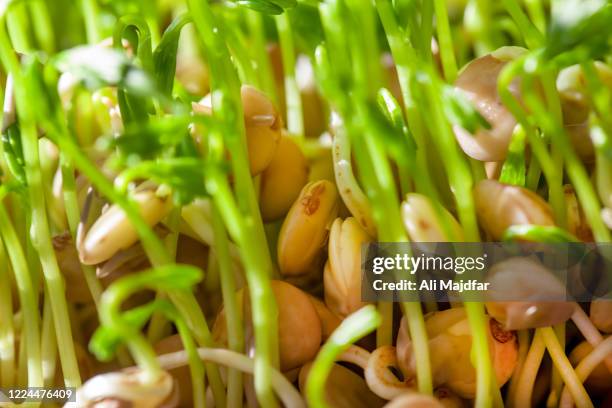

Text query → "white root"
[330,112,377,237]
[156,348,306,408]
[365,346,412,400]
[78,189,172,265]
[559,336,612,408]
[338,345,371,370]
[570,307,612,371]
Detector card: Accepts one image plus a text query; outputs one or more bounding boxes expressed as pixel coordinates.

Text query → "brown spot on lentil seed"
[490,318,514,343]
[418,219,430,230]
[301,184,326,215]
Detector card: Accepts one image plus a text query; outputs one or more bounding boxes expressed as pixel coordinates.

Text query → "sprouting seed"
[485,257,575,330]
[307,294,341,341]
[192,85,282,176]
[474,179,555,240]
[452,47,527,162]
[213,280,322,372]
[78,189,172,265]
[400,193,464,242]
[69,368,178,408]
[277,180,340,276]
[365,345,413,400]
[324,217,372,317]
[396,308,518,398]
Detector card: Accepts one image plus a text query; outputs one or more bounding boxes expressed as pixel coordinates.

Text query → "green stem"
[205,167,279,407]
[522,73,567,227]
[28,0,55,53]
[224,25,259,87]
[498,56,566,225]
[524,0,547,33]
[41,123,227,404]
[501,0,544,49]
[59,149,103,307]
[374,0,440,201]
[0,202,42,389]
[6,3,31,53]
[525,62,610,241]
[80,0,103,44]
[246,11,278,105]
[275,12,304,137]
[0,24,82,387]
[464,302,495,408]
[188,1,279,406]
[210,202,244,408]
[466,0,498,54]
[175,317,206,408]
[433,0,458,82]
[400,302,433,395]
[418,74,481,241]
[0,237,15,388]
[418,0,434,61]
[40,293,58,387]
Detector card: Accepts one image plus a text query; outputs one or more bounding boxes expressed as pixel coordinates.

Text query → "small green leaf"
[153,13,192,97]
[1,124,26,186]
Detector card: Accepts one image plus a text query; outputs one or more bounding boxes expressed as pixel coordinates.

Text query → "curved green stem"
[306,305,381,408]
